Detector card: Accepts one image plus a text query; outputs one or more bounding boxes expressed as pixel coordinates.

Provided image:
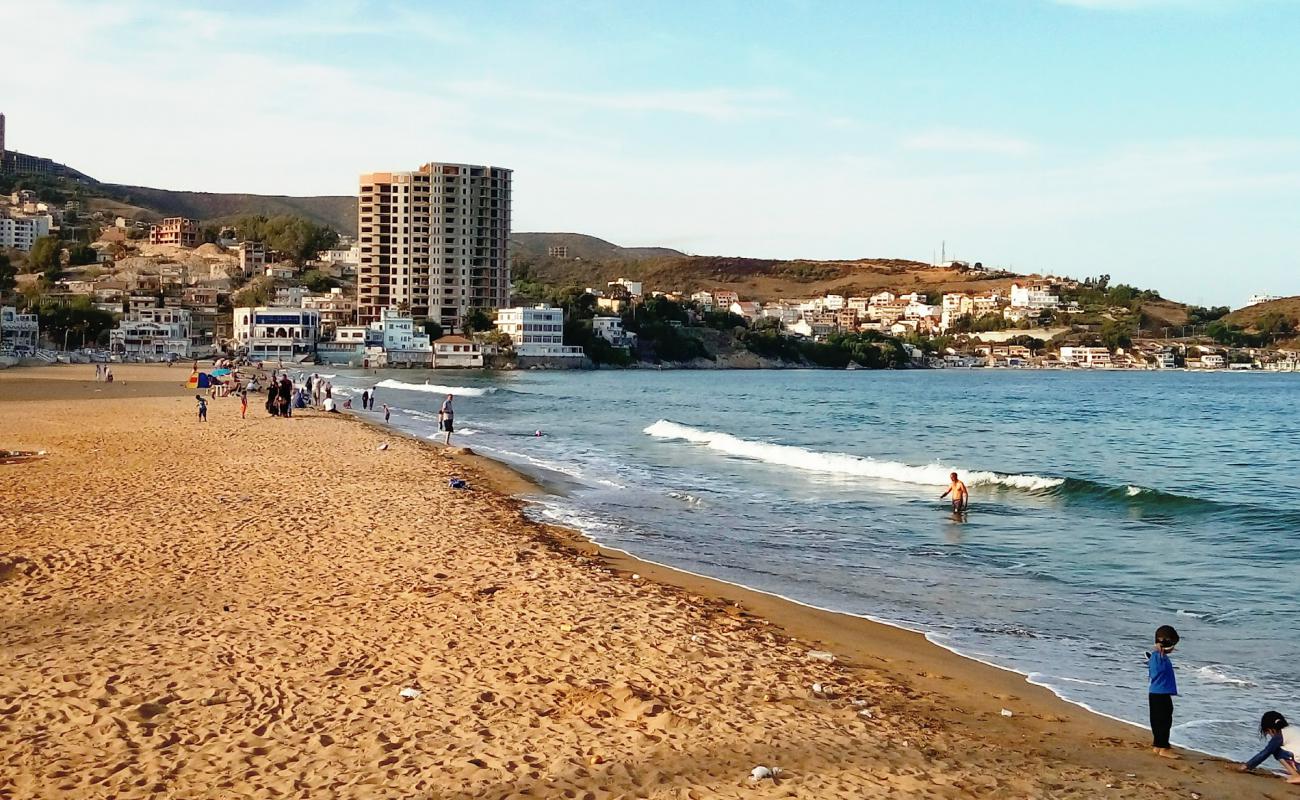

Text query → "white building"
[729,301,762,321]
[823,294,845,311]
[318,243,361,267]
[592,316,635,348]
[0,213,53,251]
[109,308,193,358]
[0,305,40,351]
[1059,346,1113,368]
[609,277,643,298]
[273,285,311,307]
[495,305,584,358]
[690,290,715,310]
[1245,293,1281,307]
[232,307,320,362]
[1155,352,1177,369]
[432,334,483,368]
[1009,282,1060,310]
[371,307,431,353]
[1200,353,1226,369]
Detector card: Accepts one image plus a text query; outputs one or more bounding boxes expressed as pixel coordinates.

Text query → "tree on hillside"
[460,308,494,336]
[299,269,338,293]
[67,243,97,267]
[1100,317,1134,352]
[233,214,339,265]
[29,236,63,286]
[421,319,444,340]
[0,252,16,300]
[233,277,273,308]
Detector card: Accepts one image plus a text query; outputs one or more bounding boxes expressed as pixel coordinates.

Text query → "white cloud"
[448,80,789,121]
[902,129,1038,156]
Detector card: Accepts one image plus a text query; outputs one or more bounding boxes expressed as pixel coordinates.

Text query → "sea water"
[331,368,1300,760]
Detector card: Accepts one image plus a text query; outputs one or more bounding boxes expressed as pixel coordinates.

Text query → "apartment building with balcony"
[357,162,511,331]
[148,217,199,248]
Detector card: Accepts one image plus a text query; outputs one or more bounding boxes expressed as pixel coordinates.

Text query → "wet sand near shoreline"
[0,365,1282,798]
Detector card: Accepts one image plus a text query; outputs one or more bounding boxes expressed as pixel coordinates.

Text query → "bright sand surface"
[0,365,1285,798]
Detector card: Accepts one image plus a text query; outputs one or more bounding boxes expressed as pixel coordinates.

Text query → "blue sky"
[4,0,1298,304]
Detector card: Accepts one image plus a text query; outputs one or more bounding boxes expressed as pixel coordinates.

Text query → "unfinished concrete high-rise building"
[356,162,511,330]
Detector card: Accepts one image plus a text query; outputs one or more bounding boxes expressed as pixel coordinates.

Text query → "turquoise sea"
[328,368,1299,760]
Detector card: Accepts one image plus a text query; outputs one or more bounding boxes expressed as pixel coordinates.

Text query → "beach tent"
[186,372,224,389]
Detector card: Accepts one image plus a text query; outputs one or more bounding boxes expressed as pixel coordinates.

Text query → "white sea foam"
[643,420,1064,491]
[375,379,497,397]
[1193,665,1256,688]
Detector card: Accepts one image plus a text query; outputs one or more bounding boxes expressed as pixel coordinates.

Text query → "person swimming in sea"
[940,472,969,512]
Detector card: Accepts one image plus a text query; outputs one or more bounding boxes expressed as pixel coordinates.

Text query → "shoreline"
[341,389,1235,767]
[1,363,1277,798]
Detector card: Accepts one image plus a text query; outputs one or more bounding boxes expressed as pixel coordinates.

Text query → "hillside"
[514,251,1031,302]
[93,185,357,232]
[1224,296,1300,329]
[511,232,684,262]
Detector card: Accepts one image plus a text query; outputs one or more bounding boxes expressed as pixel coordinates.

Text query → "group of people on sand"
[1142,624,1299,783]
[93,364,114,383]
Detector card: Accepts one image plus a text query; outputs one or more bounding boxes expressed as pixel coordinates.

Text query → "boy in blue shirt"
[1147,624,1180,759]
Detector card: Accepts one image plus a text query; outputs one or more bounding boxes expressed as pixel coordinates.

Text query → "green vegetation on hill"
[230,214,340,266]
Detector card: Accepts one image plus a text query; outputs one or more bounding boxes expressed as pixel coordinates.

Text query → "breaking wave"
[375,379,500,397]
[643,420,1064,491]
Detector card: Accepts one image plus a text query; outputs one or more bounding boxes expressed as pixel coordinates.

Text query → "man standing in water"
[438,394,454,446]
[940,472,969,512]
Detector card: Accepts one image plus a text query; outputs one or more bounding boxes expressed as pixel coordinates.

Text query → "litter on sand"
[448,478,468,489]
[806,650,835,663]
[749,765,781,782]
[399,687,422,699]
[378,443,389,451]
[1000,708,1014,717]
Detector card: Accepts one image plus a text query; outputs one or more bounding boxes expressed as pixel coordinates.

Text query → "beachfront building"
[357,162,511,330]
[495,304,585,358]
[109,307,193,358]
[372,307,431,354]
[591,316,635,349]
[432,334,484,368]
[1059,346,1113,368]
[1200,353,1227,369]
[1155,352,1178,369]
[149,217,199,248]
[238,241,268,278]
[318,324,379,365]
[0,305,39,352]
[232,306,321,363]
[0,211,52,251]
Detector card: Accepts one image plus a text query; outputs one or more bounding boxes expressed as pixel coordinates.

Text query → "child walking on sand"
[240,390,248,419]
[1239,711,1300,783]
[195,395,208,423]
[1147,624,1180,759]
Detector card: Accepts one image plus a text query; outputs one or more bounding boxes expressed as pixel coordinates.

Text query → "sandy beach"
[0,365,1284,799]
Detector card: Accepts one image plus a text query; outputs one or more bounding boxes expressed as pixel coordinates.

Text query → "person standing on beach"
[240,390,248,419]
[196,395,208,423]
[1147,624,1181,759]
[362,390,370,411]
[940,472,969,512]
[438,394,454,446]
[383,403,390,423]
[369,386,378,410]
